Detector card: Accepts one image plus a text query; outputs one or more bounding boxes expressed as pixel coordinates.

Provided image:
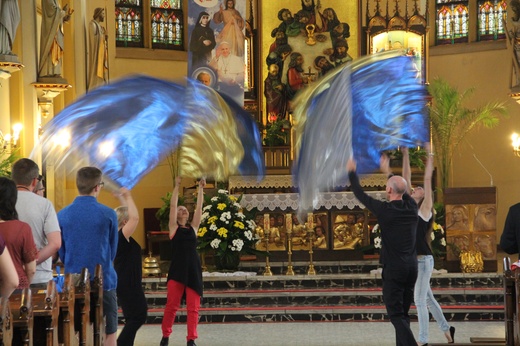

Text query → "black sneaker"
[187,340,197,346]
[160,337,169,346]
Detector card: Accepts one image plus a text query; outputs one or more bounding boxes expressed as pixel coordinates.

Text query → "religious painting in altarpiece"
[260,0,359,122]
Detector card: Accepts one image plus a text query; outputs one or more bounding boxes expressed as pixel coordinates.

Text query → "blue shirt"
[58,196,118,290]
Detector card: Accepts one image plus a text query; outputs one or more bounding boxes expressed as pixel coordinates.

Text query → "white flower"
[209,223,217,231]
[374,237,382,249]
[232,239,244,251]
[246,220,256,230]
[201,212,209,221]
[234,203,243,210]
[211,196,218,202]
[236,211,245,219]
[244,230,253,240]
[203,205,212,211]
[431,232,435,241]
[441,238,446,246]
[218,189,229,194]
[372,224,380,233]
[210,238,221,249]
[220,211,231,220]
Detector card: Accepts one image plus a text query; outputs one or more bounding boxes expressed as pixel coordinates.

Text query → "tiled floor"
[129,251,512,345]
[129,320,506,346]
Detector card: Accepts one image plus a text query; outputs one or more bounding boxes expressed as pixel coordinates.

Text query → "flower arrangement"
[197,189,261,269]
[261,118,291,146]
[431,222,447,258]
[371,224,382,249]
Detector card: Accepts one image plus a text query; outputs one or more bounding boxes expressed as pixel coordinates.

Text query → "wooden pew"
[90,264,104,346]
[32,280,59,346]
[10,288,33,346]
[0,296,12,345]
[58,273,78,346]
[465,257,514,345]
[503,257,515,346]
[73,268,93,346]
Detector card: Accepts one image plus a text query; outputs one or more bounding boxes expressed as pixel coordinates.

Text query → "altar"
[229,174,388,261]
[144,174,390,261]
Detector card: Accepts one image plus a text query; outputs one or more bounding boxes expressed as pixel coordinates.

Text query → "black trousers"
[382,264,418,346]
[117,286,148,346]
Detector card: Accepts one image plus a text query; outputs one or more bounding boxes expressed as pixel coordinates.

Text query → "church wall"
[429,45,520,243]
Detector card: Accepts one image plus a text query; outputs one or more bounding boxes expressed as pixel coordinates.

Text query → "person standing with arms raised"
[385,146,455,345]
[160,176,205,346]
[347,157,418,345]
[114,188,147,346]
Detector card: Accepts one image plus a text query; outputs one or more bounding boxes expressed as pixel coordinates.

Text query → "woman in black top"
[114,188,147,346]
[401,145,455,345]
[161,177,205,346]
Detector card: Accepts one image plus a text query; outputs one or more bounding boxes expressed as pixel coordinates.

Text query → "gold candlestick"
[263,228,273,276]
[285,214,295,275]
[201,252,207,272]
[307,227,316,275]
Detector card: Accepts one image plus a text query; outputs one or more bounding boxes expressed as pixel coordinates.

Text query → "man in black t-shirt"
[347,157,418,345]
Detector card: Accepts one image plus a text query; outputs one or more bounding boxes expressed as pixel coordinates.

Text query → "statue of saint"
[38,0,73,80]
[506,0,520,89]
[0,0,20,58]
[87,8,108,91]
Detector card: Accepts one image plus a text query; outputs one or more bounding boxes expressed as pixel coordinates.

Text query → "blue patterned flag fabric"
[33,75,264,189]
[293,51,429,211]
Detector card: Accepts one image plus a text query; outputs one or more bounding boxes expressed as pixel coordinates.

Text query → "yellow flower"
[234,220,245,229]
[217,203,227,211]
[229,195,237,202]
[217,227,228,238]
[208,216,218,224]
[197,227,207,237]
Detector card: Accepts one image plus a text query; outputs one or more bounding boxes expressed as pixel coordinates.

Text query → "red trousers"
[161,280,201,341]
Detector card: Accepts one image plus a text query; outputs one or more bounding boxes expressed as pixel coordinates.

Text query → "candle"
[285,214,292,231]
[263,214,270,231]
[307,213,314,229]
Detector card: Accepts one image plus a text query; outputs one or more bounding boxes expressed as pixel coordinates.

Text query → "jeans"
[414,255,450,344]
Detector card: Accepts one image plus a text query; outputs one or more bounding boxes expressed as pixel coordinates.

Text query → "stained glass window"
[436,1,469,45]
[151,0,184,50]
[115,0,144,48]
[477,0,507,41]
[115,0,184,51]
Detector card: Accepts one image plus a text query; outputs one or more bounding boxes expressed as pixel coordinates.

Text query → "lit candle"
[263,214,270,231]
[307,213,314,229]
[285,214,292,231]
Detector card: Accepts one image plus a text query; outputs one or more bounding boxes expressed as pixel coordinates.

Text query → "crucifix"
[302,66,317,83]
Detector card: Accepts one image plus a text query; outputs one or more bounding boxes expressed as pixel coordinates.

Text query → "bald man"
[347,157,418,346]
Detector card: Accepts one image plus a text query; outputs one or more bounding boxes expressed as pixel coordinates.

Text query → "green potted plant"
[262,118,291,146]
[0,134,19,177]
[155,193,185,231]
[428,78,507,192]
[387,147,427,169]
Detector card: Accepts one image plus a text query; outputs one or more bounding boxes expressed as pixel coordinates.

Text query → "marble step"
[132,303,505,324]
[143,272,503,291]
[143,286,504,308]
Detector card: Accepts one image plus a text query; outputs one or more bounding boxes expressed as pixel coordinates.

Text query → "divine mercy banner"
[187,0,246,106]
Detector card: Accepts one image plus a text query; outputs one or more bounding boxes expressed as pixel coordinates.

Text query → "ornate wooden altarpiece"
[365,0,429,82]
